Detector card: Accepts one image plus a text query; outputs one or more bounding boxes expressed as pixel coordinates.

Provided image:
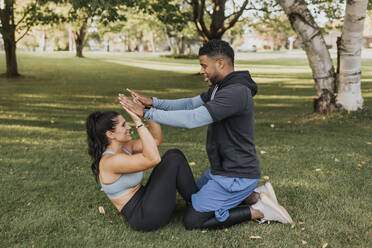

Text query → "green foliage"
[0,0,66,42]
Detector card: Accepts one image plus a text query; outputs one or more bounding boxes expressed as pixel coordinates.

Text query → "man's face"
[199,55,221,86]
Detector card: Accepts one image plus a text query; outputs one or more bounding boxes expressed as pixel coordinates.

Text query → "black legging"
[121,149,253,231]
[183,205,252,230]
[121,149,198,231]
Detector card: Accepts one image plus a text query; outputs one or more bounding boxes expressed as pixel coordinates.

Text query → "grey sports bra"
[100,147,143,198]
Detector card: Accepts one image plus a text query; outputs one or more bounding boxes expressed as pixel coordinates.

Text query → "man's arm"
[152,96,204,111]
[127,88,204,110]
[144,105,213,129]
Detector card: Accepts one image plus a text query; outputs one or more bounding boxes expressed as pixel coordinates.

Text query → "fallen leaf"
[98,206,105,214]
[334,158,340,162]
[260,150,266,155]
[288,120,292,123]
[356,167,361,171]
[270,124,275,128]
[357,163,362,168]
[366,142,372,145]
[27,202,31,206]
[263,176,270,181]
[361,161,366,165]
[250,236,262,240]
[188,162,196,166]
[315,168,321,172]
[322,116,326,120]
[298,221,305,225]
[302,240,307,245]
[322,243,328,248]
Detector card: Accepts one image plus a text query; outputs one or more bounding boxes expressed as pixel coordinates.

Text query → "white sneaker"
[251,193,293,224]
[254,182,278,204]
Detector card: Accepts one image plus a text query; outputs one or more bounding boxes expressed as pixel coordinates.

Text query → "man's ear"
[216,58,225,70]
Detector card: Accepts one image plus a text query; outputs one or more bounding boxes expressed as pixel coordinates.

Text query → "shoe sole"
[278,205,293,224]
[260,193,293,224]
[264,182,278,204]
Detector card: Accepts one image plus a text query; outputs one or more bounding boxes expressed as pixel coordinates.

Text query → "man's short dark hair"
[199,40,234,66]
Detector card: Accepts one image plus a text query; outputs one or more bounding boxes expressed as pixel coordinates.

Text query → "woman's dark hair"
[86,111,119,182]
[198,39,234,66]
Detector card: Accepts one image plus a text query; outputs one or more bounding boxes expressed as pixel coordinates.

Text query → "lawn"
[0,52,371,247]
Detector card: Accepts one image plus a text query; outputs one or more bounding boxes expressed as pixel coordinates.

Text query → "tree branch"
[15,6,33,28]
[223,0,250,32]
[191,0,210,40]
[16,25,31,43]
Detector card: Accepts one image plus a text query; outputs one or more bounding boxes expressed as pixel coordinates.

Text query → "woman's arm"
[104,106,161,174]
[126,120,163,154]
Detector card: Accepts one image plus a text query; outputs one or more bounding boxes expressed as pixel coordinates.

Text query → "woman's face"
[111,115,132,143]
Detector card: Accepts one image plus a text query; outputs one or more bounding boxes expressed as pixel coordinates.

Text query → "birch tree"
[276,0,368,113]
[336,0,368,111]
[276,0,337,113]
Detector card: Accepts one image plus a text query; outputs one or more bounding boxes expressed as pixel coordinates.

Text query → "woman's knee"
[163,149,185,158]
[161,149,187,164]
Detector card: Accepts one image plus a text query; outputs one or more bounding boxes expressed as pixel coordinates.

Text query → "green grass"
[0,52,371,247]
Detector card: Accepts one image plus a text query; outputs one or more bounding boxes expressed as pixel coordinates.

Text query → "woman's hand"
[126,88,153,107]
[118,93,145,118]
[118,94,143,124]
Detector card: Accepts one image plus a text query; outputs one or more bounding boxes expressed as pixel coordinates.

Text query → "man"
[119,40,293,229]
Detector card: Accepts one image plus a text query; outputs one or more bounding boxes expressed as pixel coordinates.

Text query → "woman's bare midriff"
[108,184,141,211]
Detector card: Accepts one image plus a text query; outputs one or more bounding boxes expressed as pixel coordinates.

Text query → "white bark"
[336,0,368,111]
[276,0,336,112]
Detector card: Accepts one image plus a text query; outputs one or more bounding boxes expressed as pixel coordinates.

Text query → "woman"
[86,100,198,231]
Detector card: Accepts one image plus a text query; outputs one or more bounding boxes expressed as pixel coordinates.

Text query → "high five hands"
[126,88,153,107]
[118,89,152,118]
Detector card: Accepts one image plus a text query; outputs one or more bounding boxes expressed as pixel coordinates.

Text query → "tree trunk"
[276,0,337,113]
[190,0,249,41]
[336,0,368,111]
[74,21,87,58]
[0,3,20,77]
[69,27,74,52]
[149,31,156,53]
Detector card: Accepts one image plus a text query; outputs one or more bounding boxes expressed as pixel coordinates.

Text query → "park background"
[0,1,371,247]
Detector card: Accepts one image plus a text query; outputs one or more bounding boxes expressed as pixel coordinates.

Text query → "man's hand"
[118,93,145,117]
[126,88,153,107]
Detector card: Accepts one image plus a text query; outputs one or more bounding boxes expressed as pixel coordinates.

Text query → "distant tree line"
[0,0,369,113]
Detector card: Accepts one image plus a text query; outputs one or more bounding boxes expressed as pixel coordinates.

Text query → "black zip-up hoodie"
[200,71,261,178]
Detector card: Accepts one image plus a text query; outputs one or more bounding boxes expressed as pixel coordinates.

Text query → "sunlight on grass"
[362,92,372,97]
[282,85,313,89]
[255,95,311,99]
[105,58,313,74]
[257,103,295,107]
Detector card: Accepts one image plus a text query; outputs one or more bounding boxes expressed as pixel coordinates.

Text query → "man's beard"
[209,74,220,86]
